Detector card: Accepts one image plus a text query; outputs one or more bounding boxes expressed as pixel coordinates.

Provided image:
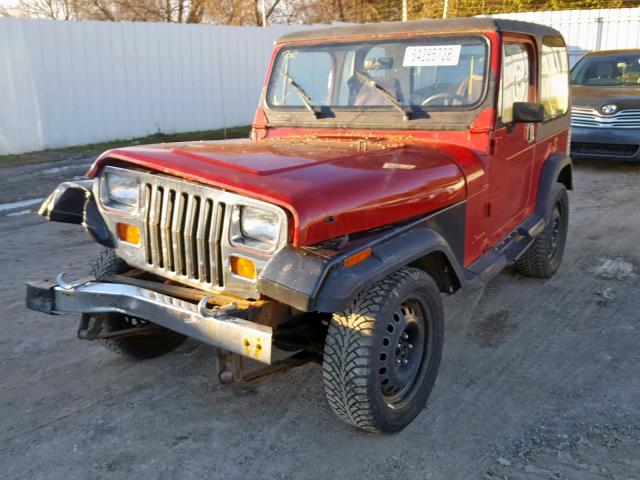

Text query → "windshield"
[571,52,640,86]
[266,36,488,116]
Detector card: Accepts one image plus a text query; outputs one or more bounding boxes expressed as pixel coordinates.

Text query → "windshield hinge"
[469,126,492,135]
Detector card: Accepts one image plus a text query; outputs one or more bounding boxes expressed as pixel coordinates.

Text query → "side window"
[540,37,569,120]
[499,42,530,124]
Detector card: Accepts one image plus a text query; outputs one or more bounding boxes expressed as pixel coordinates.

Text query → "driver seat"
[452,74,484,105]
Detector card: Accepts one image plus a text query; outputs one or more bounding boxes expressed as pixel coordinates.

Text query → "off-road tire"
[88,249,186,360]
[322,267,444,433]
[517,183,569,278]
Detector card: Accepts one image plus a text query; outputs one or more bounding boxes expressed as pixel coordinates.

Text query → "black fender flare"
[39,180,114,248]
[258,202,466,313]
[535,152,572,221]
[313,227,464,312]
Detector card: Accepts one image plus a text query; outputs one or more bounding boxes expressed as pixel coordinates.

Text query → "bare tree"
[12,0,297,24]
[186,0,205,23]
[17,0,76,20]
[252,0,282,26]
[10,0,640,23]
[194,0,287,25]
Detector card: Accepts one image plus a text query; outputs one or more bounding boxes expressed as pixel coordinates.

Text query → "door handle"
[526,123,535,143]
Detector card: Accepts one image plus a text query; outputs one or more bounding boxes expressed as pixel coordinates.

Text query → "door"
[489,38,537,244]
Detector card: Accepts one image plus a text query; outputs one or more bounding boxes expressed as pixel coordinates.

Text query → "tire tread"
[517,183,568,279]
[322,267,437,433]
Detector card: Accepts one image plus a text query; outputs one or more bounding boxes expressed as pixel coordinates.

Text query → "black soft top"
[276,17,562,44]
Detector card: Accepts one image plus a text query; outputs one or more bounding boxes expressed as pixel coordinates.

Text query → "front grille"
[571,142,639,157]
[571,107,640,129]
[143,182,226,287]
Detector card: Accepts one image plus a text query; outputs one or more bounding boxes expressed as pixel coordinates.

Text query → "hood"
[90,138,468,246]
[572,85,640,111]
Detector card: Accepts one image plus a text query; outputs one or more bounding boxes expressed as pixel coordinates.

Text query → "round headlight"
[102,171,139,212]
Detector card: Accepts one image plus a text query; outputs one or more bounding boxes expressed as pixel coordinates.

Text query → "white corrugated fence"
[489,8,640,65]
[0,20,319,155]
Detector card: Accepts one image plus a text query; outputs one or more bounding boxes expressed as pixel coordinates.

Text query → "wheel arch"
[408,250,461,294]
[558,164,572,190]
[536,152,572,220]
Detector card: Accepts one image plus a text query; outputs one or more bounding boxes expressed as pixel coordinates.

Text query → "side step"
[463,215,545,290]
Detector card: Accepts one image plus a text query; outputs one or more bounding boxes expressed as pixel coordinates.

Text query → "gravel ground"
[1,155,639,479]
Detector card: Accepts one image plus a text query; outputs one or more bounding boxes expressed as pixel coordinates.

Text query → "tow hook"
[56,273,89,290]
[198,296,237,318]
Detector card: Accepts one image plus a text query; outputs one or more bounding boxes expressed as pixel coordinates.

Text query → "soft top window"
[540,36,569,121]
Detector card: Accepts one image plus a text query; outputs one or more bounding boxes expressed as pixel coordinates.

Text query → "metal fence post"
[595,16,604,50]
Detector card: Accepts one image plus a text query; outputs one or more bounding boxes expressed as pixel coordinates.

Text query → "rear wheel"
[88,249,186,360]
[517,183,569,278]
[322,267,444,433]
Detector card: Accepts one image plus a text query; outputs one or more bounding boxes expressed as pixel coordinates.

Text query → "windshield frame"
[262,33,493,131]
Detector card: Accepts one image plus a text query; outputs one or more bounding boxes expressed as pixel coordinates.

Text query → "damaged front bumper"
[26,279,273,364]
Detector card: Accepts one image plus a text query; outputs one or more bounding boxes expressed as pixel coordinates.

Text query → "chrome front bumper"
[26,280,273,364]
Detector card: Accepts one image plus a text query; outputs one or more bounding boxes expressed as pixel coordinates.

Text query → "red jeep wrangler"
[27,18,572,433]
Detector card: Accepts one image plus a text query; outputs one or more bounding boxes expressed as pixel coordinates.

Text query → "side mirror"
[512,102,545,123]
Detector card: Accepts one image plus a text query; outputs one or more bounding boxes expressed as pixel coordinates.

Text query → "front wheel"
[322,267,444,433]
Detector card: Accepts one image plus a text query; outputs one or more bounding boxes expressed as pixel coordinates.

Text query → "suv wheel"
[517,183,569,278]
[88,249,186,360]
[322,267,444,433]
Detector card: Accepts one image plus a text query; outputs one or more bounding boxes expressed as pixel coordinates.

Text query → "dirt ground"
[1,154,639,480]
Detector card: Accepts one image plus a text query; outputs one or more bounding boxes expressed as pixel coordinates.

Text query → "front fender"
[313,227,463,312]
[39,180,114,248]
[258,202,466,313]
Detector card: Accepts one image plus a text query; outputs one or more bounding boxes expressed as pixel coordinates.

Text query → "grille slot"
[213,203,226,287]
[143,183,223,287]
[571,107,640,129]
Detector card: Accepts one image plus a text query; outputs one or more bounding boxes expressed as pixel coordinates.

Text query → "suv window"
[571,51,640,86]
[498,42,531,124]
[540,37,569,120]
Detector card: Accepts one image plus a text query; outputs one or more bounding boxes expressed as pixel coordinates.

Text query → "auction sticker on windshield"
[403,45,461,67]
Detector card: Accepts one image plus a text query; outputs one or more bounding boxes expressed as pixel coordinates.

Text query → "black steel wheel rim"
[548,204,563,260]
[378,297,432,409]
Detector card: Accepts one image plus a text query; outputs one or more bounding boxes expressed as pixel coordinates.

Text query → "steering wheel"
[421,92,467,106]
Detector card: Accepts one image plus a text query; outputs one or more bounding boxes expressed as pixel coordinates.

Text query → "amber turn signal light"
[116,223,141,245]
[344,248,372,268]
[230,256,256,279]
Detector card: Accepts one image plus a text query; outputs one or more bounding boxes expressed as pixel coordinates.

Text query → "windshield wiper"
[355,70,412,121]
[277,68,319,118]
